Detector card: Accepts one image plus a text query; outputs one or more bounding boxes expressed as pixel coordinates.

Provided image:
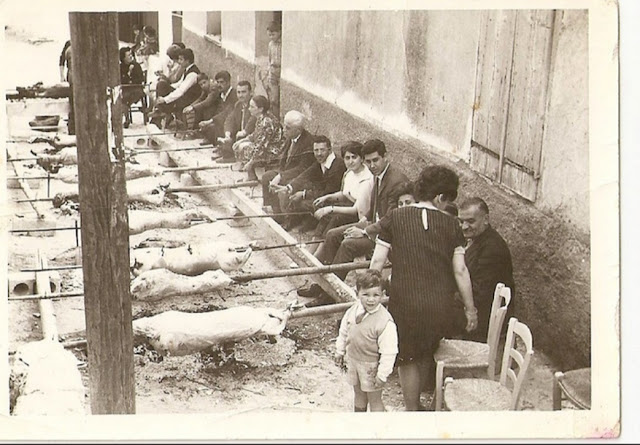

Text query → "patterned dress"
[377,205,465,363]
[233,112,284,167]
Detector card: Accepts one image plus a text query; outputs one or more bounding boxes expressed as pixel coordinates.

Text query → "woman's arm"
[453,248,478,332]
[369,242,390,272]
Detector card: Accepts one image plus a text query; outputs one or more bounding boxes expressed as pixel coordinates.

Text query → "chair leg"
[434,360,445,411]
[552,371,564,410]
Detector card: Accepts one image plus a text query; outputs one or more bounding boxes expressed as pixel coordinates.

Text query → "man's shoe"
[297,283,323,298]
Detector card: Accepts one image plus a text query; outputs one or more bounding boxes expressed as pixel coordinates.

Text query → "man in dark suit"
[198,70,237,143]
[261,110,316,218]
[282,135,346,231]
[206,80,257,161]
[150,48,201,129]
[300,139,409,298]
[457,197,515,341]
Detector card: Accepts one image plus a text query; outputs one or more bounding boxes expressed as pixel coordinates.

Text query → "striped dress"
[377,205,465,362]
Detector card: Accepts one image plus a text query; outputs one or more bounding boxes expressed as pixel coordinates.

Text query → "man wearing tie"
[281,135,346,231]
[261,110,316,220]
[298,139,408,298]
[203,80,256,161]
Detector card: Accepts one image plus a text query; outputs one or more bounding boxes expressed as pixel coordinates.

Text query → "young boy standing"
[335,270,398,412]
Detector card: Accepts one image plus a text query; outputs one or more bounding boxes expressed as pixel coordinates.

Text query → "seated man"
[203,80,256,161]
[260,110,316,220]
[299,139,408,298]
[280,135,346,231]
[182,73,222,131]
[198,71,237,144]
[457,197,515,341]
[149,48,201,129]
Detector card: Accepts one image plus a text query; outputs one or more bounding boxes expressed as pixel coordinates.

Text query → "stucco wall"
[282,10,480,159]
[220,12,256,63]
[538,10,590,232]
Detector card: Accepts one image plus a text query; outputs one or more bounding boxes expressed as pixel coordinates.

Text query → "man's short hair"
[197,72,209,83]
[313,135,331,149]
[355,270,383,292]
[237,80,252,91]
[283,110,306,128]
[214,70,231,83]
[172,41,186,49]
[267,21,281,32]
[460,197,490,215]
[166,44,181,60]
[179,48,195,64]
[362,139,387,157]
[340,141,364,159]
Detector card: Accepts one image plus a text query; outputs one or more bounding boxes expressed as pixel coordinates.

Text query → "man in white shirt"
[149,48,201,129]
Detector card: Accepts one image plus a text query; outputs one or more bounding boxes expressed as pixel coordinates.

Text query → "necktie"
[370,176,381,222]
[286,138,296,165]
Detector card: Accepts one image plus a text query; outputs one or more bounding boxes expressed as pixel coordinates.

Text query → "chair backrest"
[498,317,534,409]
[486,283,512,377]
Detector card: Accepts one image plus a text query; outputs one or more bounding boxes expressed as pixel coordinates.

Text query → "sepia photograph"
[0,0,623,441]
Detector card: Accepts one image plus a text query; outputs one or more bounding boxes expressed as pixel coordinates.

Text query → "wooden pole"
[69,12,135,415]
[166,181,259,193]
[229,261,372,283]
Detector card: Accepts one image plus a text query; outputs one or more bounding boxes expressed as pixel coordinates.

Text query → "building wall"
[177,9,590,369]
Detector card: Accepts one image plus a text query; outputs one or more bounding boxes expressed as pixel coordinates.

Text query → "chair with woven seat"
[442,317,534,411]
[433,282,512,410]
[552,367,591,410]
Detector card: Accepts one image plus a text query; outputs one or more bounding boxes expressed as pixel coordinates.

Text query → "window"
[206,12,222,43]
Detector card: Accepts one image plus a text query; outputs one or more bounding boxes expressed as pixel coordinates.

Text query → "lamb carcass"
[130,241,252,277]
[132,306,291,356]
[128,209,212,235]
[130,268,233,301]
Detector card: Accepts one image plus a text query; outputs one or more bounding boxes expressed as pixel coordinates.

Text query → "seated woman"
[308,141,373,255]
[119,46,146,128]
[135,25,159,74]
[232,95,284,180]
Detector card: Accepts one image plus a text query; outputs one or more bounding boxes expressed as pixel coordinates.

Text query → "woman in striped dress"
[369,165,478,411]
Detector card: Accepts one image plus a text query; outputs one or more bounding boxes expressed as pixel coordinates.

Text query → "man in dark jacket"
[261,110,316,219]
[282,135,346,231]
[457,197,515,342]
[198,70,237,143]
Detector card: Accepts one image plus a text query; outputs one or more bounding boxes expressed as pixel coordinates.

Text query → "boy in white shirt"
[335,270,398,412]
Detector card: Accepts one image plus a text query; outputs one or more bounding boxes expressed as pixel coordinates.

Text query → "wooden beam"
[35,253,58,342]
[69,11,135,415]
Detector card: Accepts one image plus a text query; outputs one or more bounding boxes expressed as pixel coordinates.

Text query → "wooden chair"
[552,368,591,410]
[127,83,151,125]
[442,317,534,411]
[433,283,512,410]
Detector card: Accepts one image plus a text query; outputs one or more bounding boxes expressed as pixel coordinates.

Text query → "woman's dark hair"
[143,25,157,37]
[393,181,415,203]
[414,165,459,202]
[340,141,363,159]
[119,46,132,63]
[172,41,186,49]
[251,95,270,113]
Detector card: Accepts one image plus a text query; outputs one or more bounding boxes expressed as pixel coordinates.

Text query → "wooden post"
[69,12,135,415]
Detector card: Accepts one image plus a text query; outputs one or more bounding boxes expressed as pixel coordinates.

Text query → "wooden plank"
[504,10,554,175]
[471,10,517,156]
[70,11,135,415]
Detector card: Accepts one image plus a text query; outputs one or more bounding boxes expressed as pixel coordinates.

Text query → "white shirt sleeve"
[165,71,197,104]
[376,320,398,382]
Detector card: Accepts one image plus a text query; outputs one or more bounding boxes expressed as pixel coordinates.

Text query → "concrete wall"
[538,10,590,231]
[177,10,590,369]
